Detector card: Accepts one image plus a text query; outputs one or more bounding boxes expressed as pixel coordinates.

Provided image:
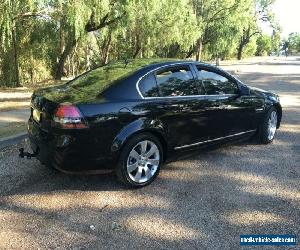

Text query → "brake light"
[52,105,88,129]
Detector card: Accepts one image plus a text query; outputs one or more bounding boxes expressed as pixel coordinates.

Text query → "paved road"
[0,57,299,249]
[0,108,30,126]
[0,90,31,125]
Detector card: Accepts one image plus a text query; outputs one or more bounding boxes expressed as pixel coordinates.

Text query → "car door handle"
[119,107,131,114]
[255,107,264,112]
[119,107,150,116]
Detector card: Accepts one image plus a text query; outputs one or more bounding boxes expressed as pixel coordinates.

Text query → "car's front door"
[193,65,262,139]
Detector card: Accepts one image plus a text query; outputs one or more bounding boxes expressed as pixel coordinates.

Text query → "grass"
[0,122,27,139]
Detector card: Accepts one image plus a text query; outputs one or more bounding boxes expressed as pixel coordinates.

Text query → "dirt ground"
[0,57,299,249]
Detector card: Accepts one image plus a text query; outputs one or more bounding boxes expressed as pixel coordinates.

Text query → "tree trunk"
[237,26,258,60]
[67,55,71,77]
[85,45,91,71]
[133,33,141,59]
[103,45,111,65]
[237,42,244,60]
[71,55,75,78]
[186,46,195,58]
[55,39,77,80]
[195,38,203,61]
[133,46,141,58]
[12,28,21,87]
[102,31,112,65]
[71,43,77,78]
[167,43,180,58]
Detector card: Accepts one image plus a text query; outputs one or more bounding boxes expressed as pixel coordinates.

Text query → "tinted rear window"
[138,74,159,97]
[156,66,197,97]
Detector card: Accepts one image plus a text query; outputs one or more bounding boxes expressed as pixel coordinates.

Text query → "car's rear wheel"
[116,133,163,187]
[258,107,278,144]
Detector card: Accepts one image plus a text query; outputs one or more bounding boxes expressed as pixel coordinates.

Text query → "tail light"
[52,105,88,129]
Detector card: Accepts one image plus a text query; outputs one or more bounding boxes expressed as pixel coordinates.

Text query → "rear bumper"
[28,118,116,173]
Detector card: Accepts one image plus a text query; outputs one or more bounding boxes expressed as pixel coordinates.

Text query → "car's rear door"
[144,64,210,148]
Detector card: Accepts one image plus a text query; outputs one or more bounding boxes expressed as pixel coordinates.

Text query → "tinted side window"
[197,67,239,95]
[156,66,197,97]
[138,73,159,97]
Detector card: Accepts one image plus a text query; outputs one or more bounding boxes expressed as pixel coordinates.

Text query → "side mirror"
[239,84,250,96]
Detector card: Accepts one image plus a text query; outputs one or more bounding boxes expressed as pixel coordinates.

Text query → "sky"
[271,0,300,38]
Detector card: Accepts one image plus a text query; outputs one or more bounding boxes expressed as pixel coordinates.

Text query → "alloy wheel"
[267,110,278,140]
[126,140,160,183]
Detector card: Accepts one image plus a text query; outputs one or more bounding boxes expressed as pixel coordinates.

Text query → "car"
[25,59,282,187]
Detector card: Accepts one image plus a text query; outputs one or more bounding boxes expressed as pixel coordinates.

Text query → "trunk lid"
[33,84,92,104]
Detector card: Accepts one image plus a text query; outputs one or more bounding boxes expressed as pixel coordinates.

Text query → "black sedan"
[26,59,282,187]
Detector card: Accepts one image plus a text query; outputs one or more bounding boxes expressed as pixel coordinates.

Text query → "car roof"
[137,60,213,70]
[131,60,222,77]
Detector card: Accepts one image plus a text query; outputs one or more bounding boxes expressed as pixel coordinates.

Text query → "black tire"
[258,107,278,144]
[116,133,163,188]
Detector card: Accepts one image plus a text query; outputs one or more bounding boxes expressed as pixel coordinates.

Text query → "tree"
[186,0,245,61]
[237,0,275,60]
[122,0,197,59]
[271,30,281,55]
[53,0,127,80]
[0,0,280,87]
[0,0,45,86]
[286,33,300,54]
[282,40,289,57]
[256,34,272,56]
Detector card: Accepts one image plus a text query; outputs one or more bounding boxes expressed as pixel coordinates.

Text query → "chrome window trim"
[138,93,238,100]
[136,63,239,100]
[136,62,190,99]
[174,129,257,150]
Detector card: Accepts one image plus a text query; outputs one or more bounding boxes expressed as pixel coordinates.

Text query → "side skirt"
[174,129,257,151]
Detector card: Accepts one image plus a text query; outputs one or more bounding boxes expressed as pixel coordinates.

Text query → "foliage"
[256,34,272,56]
[271,30,281,54]
[286,33,300,54]
[236,0,277,60]
[0,0,279,87]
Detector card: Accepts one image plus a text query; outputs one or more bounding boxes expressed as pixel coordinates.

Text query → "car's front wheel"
[116,133,163,187]
[258,107,278,144]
